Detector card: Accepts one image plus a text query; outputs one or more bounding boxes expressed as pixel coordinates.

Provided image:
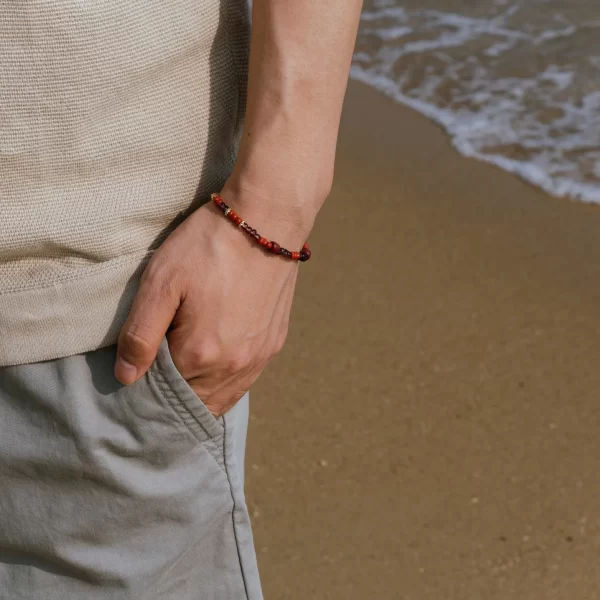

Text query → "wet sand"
[245,80,600,600]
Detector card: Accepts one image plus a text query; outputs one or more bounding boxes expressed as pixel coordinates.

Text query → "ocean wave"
[352,0,600,204]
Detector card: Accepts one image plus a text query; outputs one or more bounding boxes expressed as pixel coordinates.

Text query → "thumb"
[114,273,180,385]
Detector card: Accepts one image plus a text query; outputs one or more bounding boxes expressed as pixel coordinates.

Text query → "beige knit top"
[0,0,250,366]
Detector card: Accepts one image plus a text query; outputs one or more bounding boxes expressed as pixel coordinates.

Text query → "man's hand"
[113,186,303,417]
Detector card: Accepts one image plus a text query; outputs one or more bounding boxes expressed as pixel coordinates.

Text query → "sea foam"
[352,0,600,204]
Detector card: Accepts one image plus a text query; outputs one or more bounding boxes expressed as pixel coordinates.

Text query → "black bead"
[299,252,309,262]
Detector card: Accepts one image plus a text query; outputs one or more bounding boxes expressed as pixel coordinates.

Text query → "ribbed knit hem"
[0,254,152,367]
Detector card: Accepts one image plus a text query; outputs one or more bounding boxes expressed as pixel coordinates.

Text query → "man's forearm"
[225,0,364,240]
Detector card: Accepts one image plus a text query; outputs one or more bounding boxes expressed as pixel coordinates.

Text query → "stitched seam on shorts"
[148,366,226,473]
[149,363,215,441]
[223,417,250,599]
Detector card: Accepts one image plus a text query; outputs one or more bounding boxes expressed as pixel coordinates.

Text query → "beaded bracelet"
[211,193,312,262]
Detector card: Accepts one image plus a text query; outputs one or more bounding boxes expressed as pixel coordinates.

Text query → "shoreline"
[348,69,600,206]
[246,79,600,599]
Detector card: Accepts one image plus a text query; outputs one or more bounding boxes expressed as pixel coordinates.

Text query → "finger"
[115,269,181,384]
[226,264,297,388]
[218,264,296,388]
[201,266,299,414]
[203,372,259,418]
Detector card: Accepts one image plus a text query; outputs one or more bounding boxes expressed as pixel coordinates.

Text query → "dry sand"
[245,80,600,599]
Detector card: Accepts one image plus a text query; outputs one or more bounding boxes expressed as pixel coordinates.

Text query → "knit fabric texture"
[0,0,250,366]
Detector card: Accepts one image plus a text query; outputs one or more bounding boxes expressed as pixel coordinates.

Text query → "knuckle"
[188,342,220,368]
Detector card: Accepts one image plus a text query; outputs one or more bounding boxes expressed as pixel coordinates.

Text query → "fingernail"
[115,356,138,385]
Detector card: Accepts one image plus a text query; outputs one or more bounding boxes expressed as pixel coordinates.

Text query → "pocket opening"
[148,336,225,443]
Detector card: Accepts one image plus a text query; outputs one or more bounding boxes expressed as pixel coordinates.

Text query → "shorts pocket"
[147,336,225,444]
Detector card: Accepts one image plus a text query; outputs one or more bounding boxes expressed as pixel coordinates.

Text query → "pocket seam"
[147,365,227,473]
[153,337,225,437]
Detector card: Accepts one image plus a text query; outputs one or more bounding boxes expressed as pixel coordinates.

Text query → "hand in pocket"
[113,189,307,417]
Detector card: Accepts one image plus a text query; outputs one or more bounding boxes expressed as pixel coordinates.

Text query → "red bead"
[211,192,314,262]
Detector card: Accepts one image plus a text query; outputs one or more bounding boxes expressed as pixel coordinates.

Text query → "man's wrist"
[218,173,324,251]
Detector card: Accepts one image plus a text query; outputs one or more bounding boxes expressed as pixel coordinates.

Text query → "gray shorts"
[0,337,263,599]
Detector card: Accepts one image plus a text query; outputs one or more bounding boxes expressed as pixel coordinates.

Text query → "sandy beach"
[244,80,600,599]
